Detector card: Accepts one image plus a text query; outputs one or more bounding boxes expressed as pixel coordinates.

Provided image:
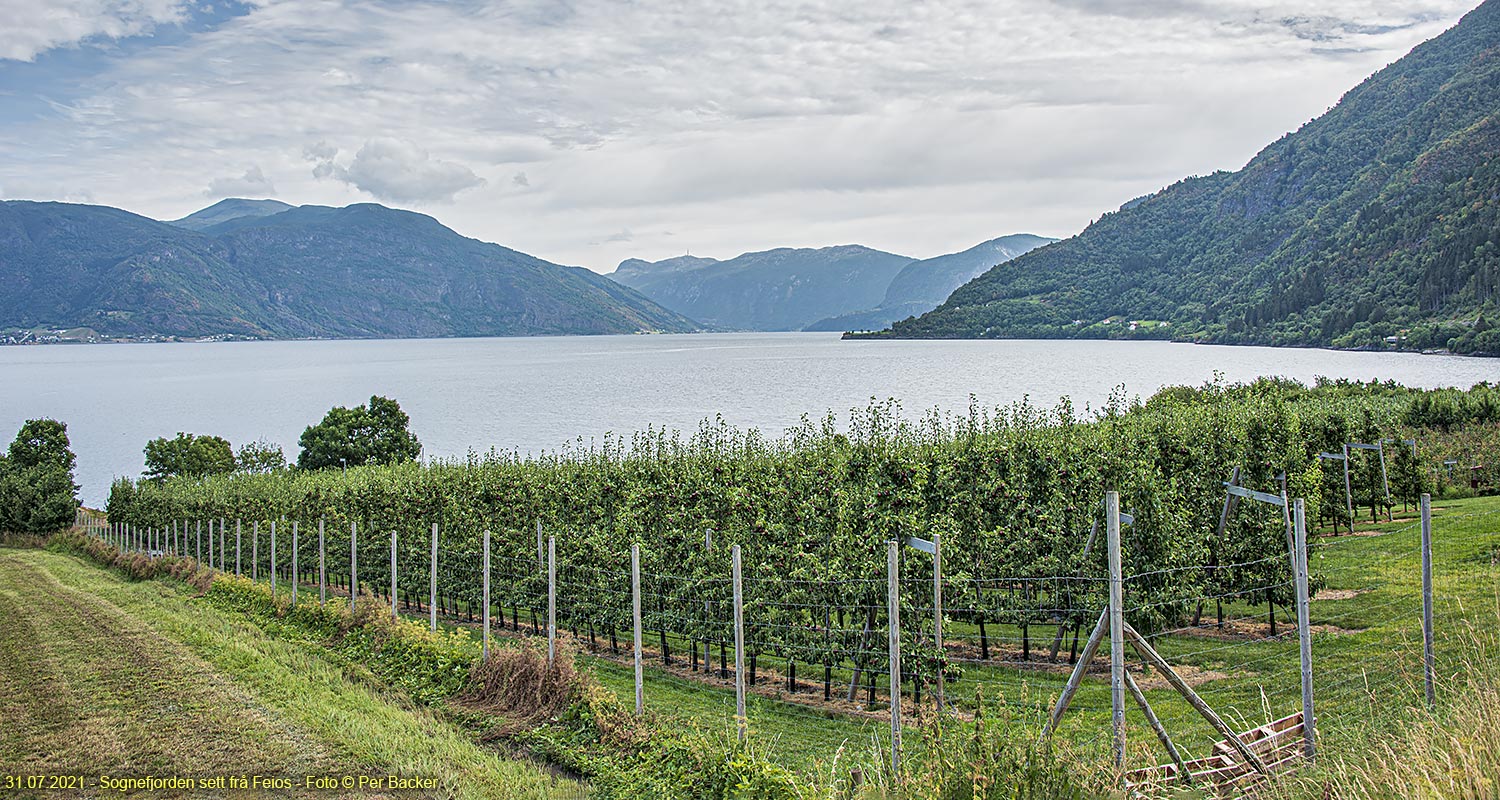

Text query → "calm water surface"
[1,332,1494,505]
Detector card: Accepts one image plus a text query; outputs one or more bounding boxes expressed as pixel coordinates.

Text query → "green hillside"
[861,1,1500,355]
[0,200,699,340]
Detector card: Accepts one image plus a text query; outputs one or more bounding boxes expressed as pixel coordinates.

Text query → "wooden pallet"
[1125,711,1307,798]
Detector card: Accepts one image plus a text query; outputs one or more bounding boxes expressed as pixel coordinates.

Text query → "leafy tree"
[297,395,422,471]
[0,419,80,534]
[143,432,237,482]
[236,440,287,474]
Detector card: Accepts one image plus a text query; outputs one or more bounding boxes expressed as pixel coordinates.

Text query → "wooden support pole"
[196,519,202,562]
[350,521,358,602]
[319,519,326,607]
[1342,444,1354,519]
[252,521,258,580]
[732,544,746,742]
[482,529,491,660]
[235,520,242,576]
[632,542,643,715]
[270,520,277,595]
[292,522,299,606]
[1122,621,1270,775]
[547,535,557,666]
[390,529,398,621]
[1293,498,1315,761]
[1378,442,1392,521]
[1123,670,1191,785]
[1042,608,1109,738]
[219,518,226,571]
[888,538,902,776]
[1421,493,1435,708]
[430,523,438,632]
[1107,491,1126,769]
[933,531,944,713]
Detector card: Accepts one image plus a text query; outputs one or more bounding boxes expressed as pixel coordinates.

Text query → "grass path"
[0,548,583,799]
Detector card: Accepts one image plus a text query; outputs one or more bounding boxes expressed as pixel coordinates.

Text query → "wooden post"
[1042,608,1109,738]
[1378,442,1392,521]
[933,531,944,713]
[483,529,491,660]
[632,543,643,715]
[350,521,358,602]
[1293,498,1315,760]
[1342,444,1354,519]
[1421,493,1435,708]
[547,535,557,666]
[319,519,326,607]
[271,520,277,595]
[430,523,438,632]
[236,519,242,576]
[252,521,258,580]
[292,522,299,606]
[196,519,202,562]
[536,519,544,567]
[732,544,746,742]
[219,518,226,571]
[887,539,902,777]
[1124,670,1191,784]
[390,530,398,621]
[1122,621,1270,774]
[1106,491,1126,769]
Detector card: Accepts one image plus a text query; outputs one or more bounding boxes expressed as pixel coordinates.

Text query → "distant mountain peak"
[615,254,720,278]
[168,197,294,231]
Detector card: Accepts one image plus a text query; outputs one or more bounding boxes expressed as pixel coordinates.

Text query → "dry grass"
[460,639,588,733]
[1276,618,1500,800]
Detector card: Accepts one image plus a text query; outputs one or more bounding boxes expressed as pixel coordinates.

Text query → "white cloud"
[205,164,275,197]
[307,138,485,204]
[0,0,189,61]
[0,0,1481,269]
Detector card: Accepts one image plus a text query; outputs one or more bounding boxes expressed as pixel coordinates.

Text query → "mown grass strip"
[0,548,584,800]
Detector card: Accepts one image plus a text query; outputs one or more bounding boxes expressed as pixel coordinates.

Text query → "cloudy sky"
[0,0,1481,272]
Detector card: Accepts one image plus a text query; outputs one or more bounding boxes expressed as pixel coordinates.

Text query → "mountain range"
[859,0,1500,356]
[0,199,698,340]
[611,245,915,331]
[611,234,1054,332]
[804,234,1056,332]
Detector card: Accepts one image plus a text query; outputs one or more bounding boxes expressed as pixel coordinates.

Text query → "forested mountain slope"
[863,1,1500,355]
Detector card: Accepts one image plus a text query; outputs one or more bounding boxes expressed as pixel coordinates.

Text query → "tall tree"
[236,440,287,474]
[297,395,422,471]
[143,433,237,482]
[0,419,80,534]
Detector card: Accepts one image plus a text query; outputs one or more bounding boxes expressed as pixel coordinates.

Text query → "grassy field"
[0,547,585,800]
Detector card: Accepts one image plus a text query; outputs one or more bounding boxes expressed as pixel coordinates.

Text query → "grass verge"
[0,545,582,800]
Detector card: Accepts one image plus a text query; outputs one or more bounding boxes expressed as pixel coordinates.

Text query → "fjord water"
[2,332,1494,505]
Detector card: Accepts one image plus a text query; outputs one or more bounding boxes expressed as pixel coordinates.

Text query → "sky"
[0,0,1483,273]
